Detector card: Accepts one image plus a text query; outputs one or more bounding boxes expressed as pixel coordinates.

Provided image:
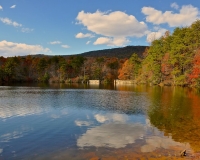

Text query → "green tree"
[142,39,165,84]
[70,56,85,72]
[129,53,141,79]
[37,57,48,81]
[3,57,20,81]
[0,67,5,82]
[169,27,194,85]
[186,20,200,51]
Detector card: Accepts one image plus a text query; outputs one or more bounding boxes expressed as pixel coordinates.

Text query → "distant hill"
[77,46,148,59]
[27,46,148,59]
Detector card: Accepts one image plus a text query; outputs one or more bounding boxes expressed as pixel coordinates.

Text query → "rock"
[180,149,186,157]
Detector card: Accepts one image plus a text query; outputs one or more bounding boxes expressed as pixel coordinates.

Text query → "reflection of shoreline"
[148,86,200,152]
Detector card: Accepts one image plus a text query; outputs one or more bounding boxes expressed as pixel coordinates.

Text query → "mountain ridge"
[25,46,148,59]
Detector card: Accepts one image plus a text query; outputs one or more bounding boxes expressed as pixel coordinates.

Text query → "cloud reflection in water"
[77,113,190,151]
[94,113,128,123]
[75,120,93,127]
[77,123,145,148]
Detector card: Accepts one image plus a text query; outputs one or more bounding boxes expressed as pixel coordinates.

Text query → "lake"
[0,83,200,160]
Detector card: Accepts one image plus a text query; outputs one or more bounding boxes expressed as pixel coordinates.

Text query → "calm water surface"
[0,84,200,160]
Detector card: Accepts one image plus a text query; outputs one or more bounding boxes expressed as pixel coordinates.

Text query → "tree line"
[0,54,122,84]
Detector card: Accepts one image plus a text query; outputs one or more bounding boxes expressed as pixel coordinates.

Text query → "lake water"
[0,83,200,160]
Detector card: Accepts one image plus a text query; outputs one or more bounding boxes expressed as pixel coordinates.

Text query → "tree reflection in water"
[148,87,200,152]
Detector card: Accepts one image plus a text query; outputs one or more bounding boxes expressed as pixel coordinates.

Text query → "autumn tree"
[106,58,119,82]
[118,59,133,80]
[189,50,200,87]
[59,58,67,82]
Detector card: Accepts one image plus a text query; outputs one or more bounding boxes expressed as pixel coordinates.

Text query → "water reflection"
[77,112,146,149]
[0,127,32,143]
[76,111,191,152]
[148,86,200,152]
[77,123,145,149]
[141,136,190,153]
[0,84,200,159]
[0,86,149,119]
[94,113,128,123]
[75,120,93,127]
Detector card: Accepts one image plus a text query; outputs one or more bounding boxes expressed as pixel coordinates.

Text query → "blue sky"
[0,0,199,57]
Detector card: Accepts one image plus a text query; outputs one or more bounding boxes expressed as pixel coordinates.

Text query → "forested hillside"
[135,20,200,87]
[0,20,200,87]
[78,46,147,58]
[25,46,147,59]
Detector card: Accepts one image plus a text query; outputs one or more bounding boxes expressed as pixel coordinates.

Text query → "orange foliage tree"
[189,50,200,86]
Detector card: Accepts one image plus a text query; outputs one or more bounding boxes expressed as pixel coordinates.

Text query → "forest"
[0,20,200,87]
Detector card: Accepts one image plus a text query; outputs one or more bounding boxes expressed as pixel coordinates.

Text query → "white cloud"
[76,10,148,46]
[0,17,33,33]
[21,28,34,33]
[94,37,111,46]
[61,45,70,48]
[0,6,3,10]
[86,41,91,45]
[94,37,129,46]
[50,41,62,45]
[171,2,179,10]
[146,28,167,43]
[142,5,199,27]
[77,10,147,37]
[75,32,94,38]
[10,5,16,9]
[0,17,22,27]
[0,40,51,57]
